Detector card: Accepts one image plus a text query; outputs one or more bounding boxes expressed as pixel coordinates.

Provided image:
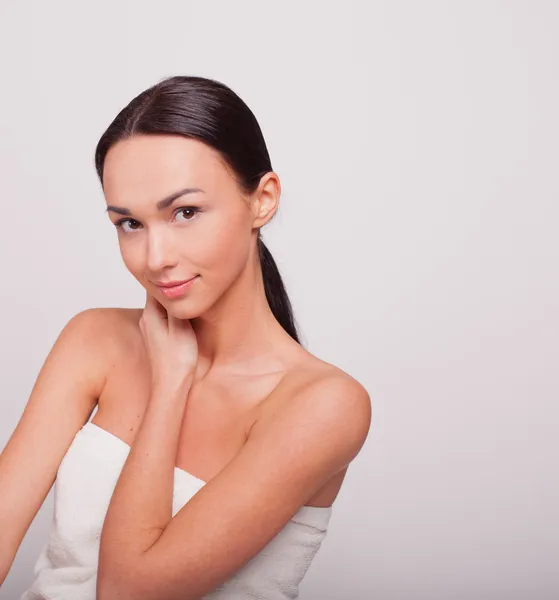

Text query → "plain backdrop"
[1,1,557,599]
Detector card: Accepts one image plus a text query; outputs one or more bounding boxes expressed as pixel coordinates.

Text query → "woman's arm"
[97,293,199,594]
[96,372,371,600]
[97,376,192,579]
[0,308,113,586]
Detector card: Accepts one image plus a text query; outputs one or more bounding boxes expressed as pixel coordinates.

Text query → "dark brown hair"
[94,75,301,343]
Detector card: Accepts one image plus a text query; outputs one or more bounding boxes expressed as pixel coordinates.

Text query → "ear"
[251,172,281,229]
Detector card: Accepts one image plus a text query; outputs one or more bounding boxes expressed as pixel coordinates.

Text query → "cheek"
[194,219,252,283]
[118,243,144,279]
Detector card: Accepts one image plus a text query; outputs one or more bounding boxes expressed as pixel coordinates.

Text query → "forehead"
[102,134,234,203]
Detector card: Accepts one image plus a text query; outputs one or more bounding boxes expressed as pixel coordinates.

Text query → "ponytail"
[257,235,300,343]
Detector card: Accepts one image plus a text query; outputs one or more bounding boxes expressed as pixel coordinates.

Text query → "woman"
[1,75,371,599]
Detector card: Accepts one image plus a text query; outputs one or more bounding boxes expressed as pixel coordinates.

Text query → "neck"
[189,261,298,379]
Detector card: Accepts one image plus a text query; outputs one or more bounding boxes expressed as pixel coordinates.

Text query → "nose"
[146,227,180,273]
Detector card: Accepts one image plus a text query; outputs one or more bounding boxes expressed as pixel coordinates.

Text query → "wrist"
[150,374,194,400]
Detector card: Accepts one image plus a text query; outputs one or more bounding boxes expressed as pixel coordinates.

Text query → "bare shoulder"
[93,306,143,332]
[274,355,370,412]
[244,359,371,507]
[65,307,145,383]
[75,306,138,355]
[254,358,372,460]
[89,306,143,345]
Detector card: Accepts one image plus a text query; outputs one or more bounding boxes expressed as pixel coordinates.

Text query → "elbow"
[97,552,200,600]
[96,577,117,600]
[96,555,137,600]
[97,572,145,600]
[97,559,159,600]
[96,571,128,600]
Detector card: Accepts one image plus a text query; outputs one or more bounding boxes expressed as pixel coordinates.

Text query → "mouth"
[155,276,199,299]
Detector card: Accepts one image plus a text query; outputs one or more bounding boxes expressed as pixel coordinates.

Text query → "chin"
[164,302,200,320]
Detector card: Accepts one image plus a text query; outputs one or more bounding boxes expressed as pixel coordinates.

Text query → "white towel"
[21,422,332,599]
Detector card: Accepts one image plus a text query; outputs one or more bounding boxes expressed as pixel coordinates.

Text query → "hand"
[139,292,199,392]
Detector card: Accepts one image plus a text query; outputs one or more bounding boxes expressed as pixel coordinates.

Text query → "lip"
[156,276,199,299]
[155,276,198,288]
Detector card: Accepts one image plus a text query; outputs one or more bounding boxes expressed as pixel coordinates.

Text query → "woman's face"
[102,134,259,317]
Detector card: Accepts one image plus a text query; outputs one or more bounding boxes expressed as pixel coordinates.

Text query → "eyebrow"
[105,187,204,216]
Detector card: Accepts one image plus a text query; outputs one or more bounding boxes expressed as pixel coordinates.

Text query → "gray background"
[1,1,557,599]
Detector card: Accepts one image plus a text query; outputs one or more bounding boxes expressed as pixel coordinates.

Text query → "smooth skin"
[0,134,371,597]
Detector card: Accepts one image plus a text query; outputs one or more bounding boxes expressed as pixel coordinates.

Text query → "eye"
[114,218,141,233]
[114,206,200,234]
[175,207,200,222]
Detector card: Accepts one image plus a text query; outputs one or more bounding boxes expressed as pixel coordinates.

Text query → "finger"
[167,311,188,335]
[144,291,168,324]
